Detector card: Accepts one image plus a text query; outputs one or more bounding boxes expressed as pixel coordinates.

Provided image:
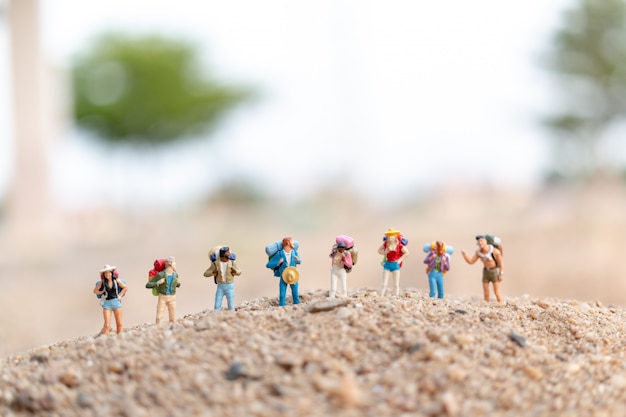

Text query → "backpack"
[208,246,237,284]
[148,259,167,296]
[422,242,454,255]
[265,240,300,274]
[334,235,358,273]
[482,234,503,256]
[95,272,126,305]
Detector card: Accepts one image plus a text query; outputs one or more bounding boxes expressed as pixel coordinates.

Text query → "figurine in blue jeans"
[423,241,452,299]
[204,246,242,311]
[266,236,302,306]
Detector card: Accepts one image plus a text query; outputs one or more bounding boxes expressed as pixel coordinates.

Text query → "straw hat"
[282,266,299,284]
[100,264,117,272]
[384,227,401,236]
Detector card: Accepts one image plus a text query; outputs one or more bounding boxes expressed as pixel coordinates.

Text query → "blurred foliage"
[207,180,268,206]
[72,32,255,145]
[542,0,626,180]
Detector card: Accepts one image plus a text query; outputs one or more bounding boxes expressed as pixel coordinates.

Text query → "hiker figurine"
[204,246,241,311]
[146,256,180,323]
[93,264,127,335]
[461,235,504,302]
[329,240,353,298]
[266,236,301,306]
[423,241,453,299]
[378,228,409,296]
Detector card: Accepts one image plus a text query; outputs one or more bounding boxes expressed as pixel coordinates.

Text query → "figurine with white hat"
[93,264,127,335]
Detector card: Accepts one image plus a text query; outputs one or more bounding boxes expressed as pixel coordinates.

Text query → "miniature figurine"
[204,246,242,311]
[329,239,353,298]
[423,241,453,299]
[461,235,504,302]
[266,236,302,306]
[146,256,180,323]
[378,228,409,296]
[93,264,127,335]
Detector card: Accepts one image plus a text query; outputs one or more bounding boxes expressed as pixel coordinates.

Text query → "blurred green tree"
[72,32,254,145]
[542,0,626,181]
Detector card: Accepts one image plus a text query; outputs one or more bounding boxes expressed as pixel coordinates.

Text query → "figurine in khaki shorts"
[146,256,180,323]
[378,227,409,296]
[461,235,504,302]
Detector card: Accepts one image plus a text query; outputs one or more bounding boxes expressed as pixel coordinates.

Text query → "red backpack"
[148,259,167,296]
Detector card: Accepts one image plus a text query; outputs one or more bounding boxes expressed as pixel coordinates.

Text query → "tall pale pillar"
[5,0,56,259]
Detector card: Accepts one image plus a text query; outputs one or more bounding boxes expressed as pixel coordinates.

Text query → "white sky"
[0,0,574,208]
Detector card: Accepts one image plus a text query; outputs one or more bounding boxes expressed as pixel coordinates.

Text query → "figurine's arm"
[231,261,242,276]
[423,251,436,264]
[294,250,302,265]
[266,251,282,269]
[93,280,105,295]
[397,246,409,264]
[493,249,504,281]
[146,273,165,288]
[461,250,479,264]
[377,244,386,256]
[442,254,451,274]
[203,263,216,278]
[343,252,353,268]
[117,279,128,297]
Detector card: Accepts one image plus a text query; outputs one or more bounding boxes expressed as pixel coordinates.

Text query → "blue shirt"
[166,274,175,294]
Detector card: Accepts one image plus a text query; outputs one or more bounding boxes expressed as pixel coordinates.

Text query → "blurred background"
[2,0,626,357]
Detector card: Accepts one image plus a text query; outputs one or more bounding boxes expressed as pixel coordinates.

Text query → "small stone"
[510,331,526,347]
[523,366,543,381]
[60,370,81,388]
[225,362,246,381]
[307,299,350,313]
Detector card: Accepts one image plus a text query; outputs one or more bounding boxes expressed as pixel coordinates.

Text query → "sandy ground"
[2,289,626,416]
[1,183,626,359]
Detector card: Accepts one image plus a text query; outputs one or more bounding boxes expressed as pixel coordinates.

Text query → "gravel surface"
[2,288,626,417]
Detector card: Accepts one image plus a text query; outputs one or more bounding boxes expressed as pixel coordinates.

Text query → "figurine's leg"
[156,295,166,324]
[167,296,176,322]
[225,284,235,310]
[279,279,287,306]
[329,268,337,298]
[393,270,401,296]
[215,284,224,310]
[493,282,503,302]
[437,272,444,299]
[340,269,348,297]
[380,270,390,296]
[292,282,300,304]
[428,272,436,298]
[113,308,123,333]
[101,309,111,334]
[482,282,490,302]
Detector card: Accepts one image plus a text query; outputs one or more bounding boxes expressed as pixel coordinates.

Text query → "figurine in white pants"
[329,241,353,298]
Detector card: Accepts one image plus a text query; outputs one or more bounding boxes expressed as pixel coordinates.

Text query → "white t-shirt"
[220,261,228,278]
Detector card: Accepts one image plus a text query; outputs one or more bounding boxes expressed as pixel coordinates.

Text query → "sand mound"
[2,289,626,416]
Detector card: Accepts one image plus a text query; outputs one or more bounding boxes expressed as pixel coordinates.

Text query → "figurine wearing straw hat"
[378,228,409,296]
[266,236,302,306]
